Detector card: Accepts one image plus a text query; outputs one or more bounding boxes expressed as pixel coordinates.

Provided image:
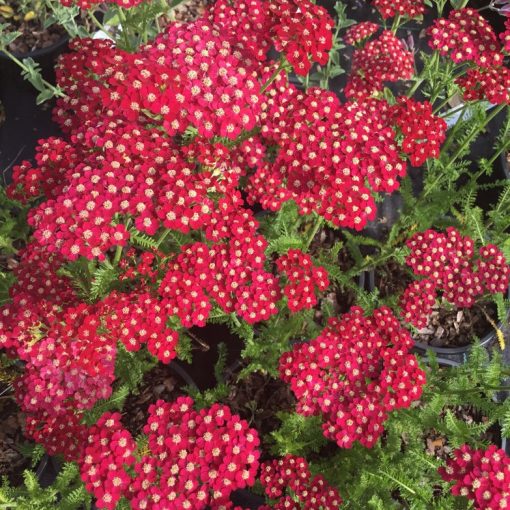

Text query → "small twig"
[2,146,26,185]
[476,304,505,350]
[186,330,210,351]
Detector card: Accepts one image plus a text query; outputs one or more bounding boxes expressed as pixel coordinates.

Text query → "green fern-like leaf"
[267,236,304,255]
[501,405,510,438]
[89,262,118,301]
[129,230,160,250]
[82,384,131,425]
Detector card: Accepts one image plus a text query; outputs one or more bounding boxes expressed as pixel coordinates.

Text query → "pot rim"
[366,267,509,355]
[500,151,510,180]
[0,33,69,61]
[412,286,510,355]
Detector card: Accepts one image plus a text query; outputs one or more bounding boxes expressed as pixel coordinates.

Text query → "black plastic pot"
[361,192,403,242]
[366,268,509,364]
[34,453,61,488]
[0,36,68,185]
[500,150,510,181]
[230,489,265,509]
[503,437,510,456]
[411,287,510,364]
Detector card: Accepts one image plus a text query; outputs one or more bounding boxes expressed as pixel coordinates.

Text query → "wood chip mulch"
[414,302,497,348]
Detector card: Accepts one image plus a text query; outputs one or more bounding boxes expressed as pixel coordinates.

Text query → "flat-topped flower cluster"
[1,0,510,508]
[80,398,260,510]
[279,306,426,448]
[400,228,510,329]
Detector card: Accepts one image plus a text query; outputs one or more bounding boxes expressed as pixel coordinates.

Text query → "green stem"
[116,6,132,51]
[113,244,123,266]
[353,249,395,274]
[260,58,289,93]
[391,14,402,33]
[439,102,471,154]
[406,77,424,98]
[444,103,507,172]
[320,17,343,88]
[0,48,64,97]
[305,215,324,250]
[156,228,171,248]
[87,11,109,37]
[433,94,458,116]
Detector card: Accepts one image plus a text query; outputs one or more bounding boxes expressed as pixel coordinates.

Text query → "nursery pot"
[35,455,61,489]
[410,289,510,365]
[499,150,510,181]
[367,269,509,364]
[0,36,68,185]
[230,489,265,509]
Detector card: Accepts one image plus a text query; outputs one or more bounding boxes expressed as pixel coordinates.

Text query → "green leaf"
[36,88,57,105]
[90,262,118,301]
[129,229,160,250]
[0,30,21,49]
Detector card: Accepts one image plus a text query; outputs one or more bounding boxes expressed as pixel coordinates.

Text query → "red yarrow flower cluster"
[439,445,510,509]
[390,97,447,167]
[249,84,411,229]
[456,67,510,105]
[400,228,510,328]
[159,231,281,326]
[99,291,179,364]
[80,398,260,510]
[259,455,342,509]
[344,22,379,46]
[428,9,503,67]
[25,409,88,461]
[276,249,329,312]
[268,0,333,75]
[373,0,425,20]
[345,30,414,99]
[279,306,426,448]
[0,243,77,356]
[13,304,116,460]
[208,0,274,61]
[502,19,510,53]
[7,137,78,203]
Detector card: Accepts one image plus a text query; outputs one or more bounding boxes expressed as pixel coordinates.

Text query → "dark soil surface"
[221,364,295,460]
[376,260,412,299]
[312,227,362,317]
[0,3,65,54]
[0,392,28,486]
[376,262,497,348]
[121,364,185,437]
[414,302,497,348]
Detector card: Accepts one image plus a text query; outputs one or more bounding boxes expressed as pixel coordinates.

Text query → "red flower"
[439,445,510,509]
[260,455,342,509]
[501,19,510,52]
[344,22,379,46]
[390,97,447,167]
[80,398,260,510]
[276,249,329,312]
[345,31,414,99]
[457,67,510,105]
[428,8,503,67]
[279,306,425,448]
[373,0,425,20]
[400,228,510,328]
[268,0,334,75]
